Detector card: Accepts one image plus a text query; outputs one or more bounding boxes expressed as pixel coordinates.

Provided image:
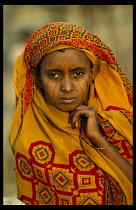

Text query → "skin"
[38,48,133,183]
[38,48,97,112]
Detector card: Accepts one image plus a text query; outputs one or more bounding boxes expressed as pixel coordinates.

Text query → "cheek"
[79,79,91,104]
[43,80,60,102]
[73,78,90,105]
[44,82,54,95]
[42,77,55,93]
[77,78,90,94]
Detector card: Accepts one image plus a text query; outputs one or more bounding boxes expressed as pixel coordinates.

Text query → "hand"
[70,106,133,184]
[70,105,103,143]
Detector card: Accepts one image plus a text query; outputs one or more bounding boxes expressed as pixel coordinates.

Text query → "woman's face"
[39,48,95,112]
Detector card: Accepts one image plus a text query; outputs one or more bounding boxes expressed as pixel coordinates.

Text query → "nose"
[61,76,74,93]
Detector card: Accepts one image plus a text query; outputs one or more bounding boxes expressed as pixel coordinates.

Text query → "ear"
[89,64,100,85]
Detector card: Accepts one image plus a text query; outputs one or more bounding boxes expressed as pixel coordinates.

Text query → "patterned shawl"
[10,22,133,205]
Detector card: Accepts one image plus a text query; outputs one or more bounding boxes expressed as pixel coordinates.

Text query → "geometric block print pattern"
[52,171,71,189]
[16,141,126,205]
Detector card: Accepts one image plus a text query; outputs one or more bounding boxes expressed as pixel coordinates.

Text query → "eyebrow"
[44,67,86,72]
[71,67,86,72]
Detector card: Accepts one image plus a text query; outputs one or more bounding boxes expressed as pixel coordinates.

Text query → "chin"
[56,105,77,112]
[58,107,75,112]
[57,102,85,112]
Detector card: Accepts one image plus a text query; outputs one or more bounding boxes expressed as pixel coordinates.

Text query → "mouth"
[59,97,77,104]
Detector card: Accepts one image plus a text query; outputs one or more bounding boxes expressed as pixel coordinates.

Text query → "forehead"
[40,48,91,69]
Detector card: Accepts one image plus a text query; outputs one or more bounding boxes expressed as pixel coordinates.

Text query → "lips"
[60,97,77,104]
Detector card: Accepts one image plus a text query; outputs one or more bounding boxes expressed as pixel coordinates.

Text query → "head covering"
[10,22,133,205]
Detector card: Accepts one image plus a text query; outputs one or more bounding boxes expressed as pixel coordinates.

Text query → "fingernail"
[75,121,78,128]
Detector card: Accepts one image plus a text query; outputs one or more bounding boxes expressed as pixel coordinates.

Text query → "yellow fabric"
[9,23,133,205]
[13,51,27,100]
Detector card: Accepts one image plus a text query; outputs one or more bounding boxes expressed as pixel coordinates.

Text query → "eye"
[74,71,84,76]
[48,72,59,78]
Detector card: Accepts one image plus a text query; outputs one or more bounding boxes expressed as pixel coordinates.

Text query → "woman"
[10,22,133,205]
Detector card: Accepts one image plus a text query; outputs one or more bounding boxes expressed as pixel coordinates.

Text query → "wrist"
[93,143,111,150]
[89,135,109,148]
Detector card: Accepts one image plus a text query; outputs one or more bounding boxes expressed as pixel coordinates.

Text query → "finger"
[73,120,81,128]
[71,106,97,129]
[71,109,83,123]
[72,119,81,129]
[72,115,81,129]
[72,109,92,123]
[71,110,87,129]
[70,105,89,117]
[71,109,83,129]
